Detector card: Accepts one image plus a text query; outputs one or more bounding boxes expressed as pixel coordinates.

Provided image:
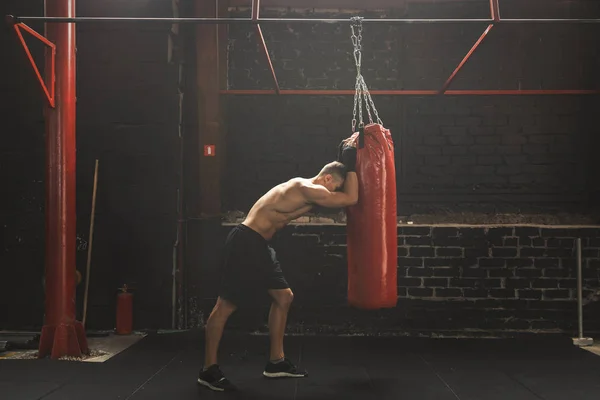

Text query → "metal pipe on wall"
[577,238,583,339]
[573,238,593,347]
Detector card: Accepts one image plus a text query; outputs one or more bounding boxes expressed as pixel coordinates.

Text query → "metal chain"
[363,78,383,125]
[360,76,373,125]
[349,16,383,133]
[355,76,363,131]
[351,17,362,132]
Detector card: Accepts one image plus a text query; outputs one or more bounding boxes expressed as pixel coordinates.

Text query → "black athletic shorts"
[218,224,289,306]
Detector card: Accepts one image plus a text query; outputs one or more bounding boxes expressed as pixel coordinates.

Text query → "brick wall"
[188,222,600,336]
[224,95,599,217]
[223,5,600,217]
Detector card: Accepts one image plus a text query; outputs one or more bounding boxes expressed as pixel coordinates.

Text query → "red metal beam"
[439,0,498,94]
[13,23,56,107]
[252,0,280,94]
[220,89,600,95]
[490,0,501,22]
[38,0,89,360]
[252,0,260,21]
[255,26,280,94]
[440,24,494,94]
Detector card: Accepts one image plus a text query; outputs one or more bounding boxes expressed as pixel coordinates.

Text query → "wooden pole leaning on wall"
[82,159,99,328]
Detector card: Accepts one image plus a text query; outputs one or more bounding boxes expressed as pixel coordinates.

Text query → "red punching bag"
[343,16,397,309]
[346,124,398,309]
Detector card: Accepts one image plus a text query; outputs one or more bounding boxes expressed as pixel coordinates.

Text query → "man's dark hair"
[319,161,347,181]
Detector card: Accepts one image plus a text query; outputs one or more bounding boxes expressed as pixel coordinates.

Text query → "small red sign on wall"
[204,145,216,156]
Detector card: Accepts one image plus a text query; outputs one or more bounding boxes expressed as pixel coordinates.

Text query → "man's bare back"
[243,178,313,240]
[243,162,359,240]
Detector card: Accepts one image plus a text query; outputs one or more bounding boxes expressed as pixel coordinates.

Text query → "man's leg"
[204,296,237,367]
[263,288,307,378]
[198,296,238,391]
[267,288,294,361]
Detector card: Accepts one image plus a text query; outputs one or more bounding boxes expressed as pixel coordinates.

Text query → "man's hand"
[337,137,358,172]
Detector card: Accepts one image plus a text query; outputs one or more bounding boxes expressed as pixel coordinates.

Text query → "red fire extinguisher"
[116,284,133,335]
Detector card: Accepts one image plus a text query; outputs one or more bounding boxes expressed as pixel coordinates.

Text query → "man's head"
[314,161,347,192]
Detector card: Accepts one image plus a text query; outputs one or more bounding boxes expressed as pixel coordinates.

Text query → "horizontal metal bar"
[8,15,600,24]
[500,18,600,24]
[7,16,254,24]
[221,89,600,96]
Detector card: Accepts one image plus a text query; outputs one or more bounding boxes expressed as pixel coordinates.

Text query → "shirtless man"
[197,141,358,392]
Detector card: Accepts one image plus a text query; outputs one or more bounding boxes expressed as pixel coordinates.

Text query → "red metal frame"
[439,24,494,94]
[220,0,600,96]
[490,0,501,22]
[252,0,280,93]
[13,23,56,107]
[251,0,260,21]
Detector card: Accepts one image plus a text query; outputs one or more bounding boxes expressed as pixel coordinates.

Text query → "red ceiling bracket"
[251,0,260,21]
[439,24,494,94]
[13,23,56,108]
[256,25,280,94]
[490,0,501,22]
[252,0,281,94]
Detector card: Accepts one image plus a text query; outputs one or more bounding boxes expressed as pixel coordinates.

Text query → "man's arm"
[301,173,358,208]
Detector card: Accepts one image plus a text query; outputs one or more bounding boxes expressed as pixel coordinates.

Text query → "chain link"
[351,17,362,133]
[360,76,373,125]
[350,16,383,132]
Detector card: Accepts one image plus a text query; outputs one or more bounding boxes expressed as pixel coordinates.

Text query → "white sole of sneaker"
[197,378,225,391]
[263,371,307,378]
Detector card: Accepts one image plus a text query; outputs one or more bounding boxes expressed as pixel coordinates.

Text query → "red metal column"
[38,0,89,359]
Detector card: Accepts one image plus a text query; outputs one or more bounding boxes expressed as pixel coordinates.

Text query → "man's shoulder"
[281,179,320,200]
[285,177,310,188]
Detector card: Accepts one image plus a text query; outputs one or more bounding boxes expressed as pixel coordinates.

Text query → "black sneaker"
[263,358,308,379]
[197,364,237,392]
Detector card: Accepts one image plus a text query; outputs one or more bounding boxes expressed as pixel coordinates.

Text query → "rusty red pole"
[38,0,89,359]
